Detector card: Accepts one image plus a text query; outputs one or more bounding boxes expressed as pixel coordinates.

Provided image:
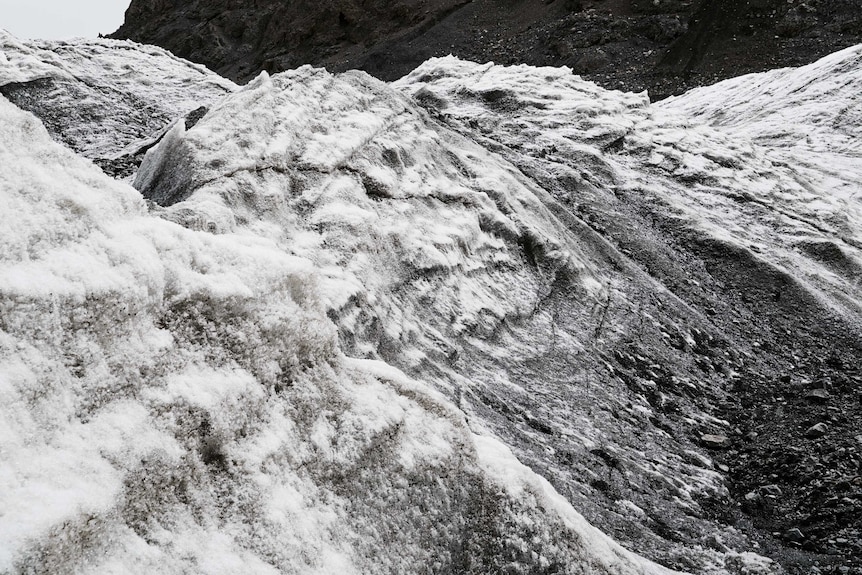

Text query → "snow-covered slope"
[0,91,677,574]
[2,32,862,575]
[129,62,791,572]
[393,55,862,570]
[0,31,236,176]
[397,56,862,326]
[659,43,862,255]
[658,44,862,153]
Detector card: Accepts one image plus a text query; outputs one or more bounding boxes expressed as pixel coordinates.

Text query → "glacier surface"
[2,32,861,574]
[0,79,672,575]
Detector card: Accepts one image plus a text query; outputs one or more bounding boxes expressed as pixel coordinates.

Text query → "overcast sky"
[1,0,129,40]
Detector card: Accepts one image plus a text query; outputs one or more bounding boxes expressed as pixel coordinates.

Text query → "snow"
[0,89,675,573]
[399,54,862,330]
[129,55,772,571]
[657,44,862,277]
[3,28,861,574]
[0,31,236,161]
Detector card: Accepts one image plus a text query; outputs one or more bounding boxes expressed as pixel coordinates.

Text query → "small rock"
[745,431,758,441]
[704,532,729,552]
[805,388,830,402]
[784,528,805,542]
[701,434,729,449]
[805,422,829,438]
[744,491,760,502]
[760,484,783,497]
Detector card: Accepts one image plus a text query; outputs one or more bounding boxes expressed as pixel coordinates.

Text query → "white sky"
[0,0,130,40]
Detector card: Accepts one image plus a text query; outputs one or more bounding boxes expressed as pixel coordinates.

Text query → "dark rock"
[805,423,829,439]
[785,528,805,542]
[760,484,783,497]
[111,0,862,100]
[184,106,209,130]
[701,433,729,449]
[806,388,831,402]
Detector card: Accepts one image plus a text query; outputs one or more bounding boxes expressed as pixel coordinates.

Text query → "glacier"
[1,32,861,574]
[0,32,235,178]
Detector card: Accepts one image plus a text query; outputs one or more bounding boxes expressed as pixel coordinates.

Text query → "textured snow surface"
[0,91,670,574]
[659,43,862,260]
[132,63,778,572]
[0,31,236,161]
[3,34,862,575]
[398,56,862,320]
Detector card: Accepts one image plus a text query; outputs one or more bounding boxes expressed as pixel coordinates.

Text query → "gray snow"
[2,32,861,575]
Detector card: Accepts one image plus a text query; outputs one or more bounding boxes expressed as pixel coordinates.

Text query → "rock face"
[2,32,862,575]
[111,0,862,98]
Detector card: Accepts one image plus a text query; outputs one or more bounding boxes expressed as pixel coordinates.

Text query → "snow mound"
[0,31,236,164]
[659,44,862,268]
[131,59,784,571]
[0,90,673,573]
[658,44,862,153]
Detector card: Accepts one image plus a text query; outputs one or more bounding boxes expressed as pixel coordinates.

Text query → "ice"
[0,90,675,573]
[128,57,747,571]
[0,31,236,163]
[399,54,862,329]
[4,27,862,573]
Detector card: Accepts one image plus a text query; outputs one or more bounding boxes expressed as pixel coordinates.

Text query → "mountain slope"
[1,34,861,574]
[110,0,862,97]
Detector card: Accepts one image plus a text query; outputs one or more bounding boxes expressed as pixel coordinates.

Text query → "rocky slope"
[111,0,862,98]
[1,33,861,574]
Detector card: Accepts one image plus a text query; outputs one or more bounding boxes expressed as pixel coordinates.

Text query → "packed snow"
[131,62,764,572]
[2,30,862,575]
[659,44,862,308]
[397,55,862,327]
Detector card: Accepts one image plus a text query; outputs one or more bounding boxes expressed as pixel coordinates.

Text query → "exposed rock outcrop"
[112,0,862,98]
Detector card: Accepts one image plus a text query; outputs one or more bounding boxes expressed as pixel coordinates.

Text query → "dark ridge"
[111,0,862,99]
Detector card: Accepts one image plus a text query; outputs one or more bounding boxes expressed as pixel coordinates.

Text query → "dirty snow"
[3,30,862,575]
[0,83,671,574]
